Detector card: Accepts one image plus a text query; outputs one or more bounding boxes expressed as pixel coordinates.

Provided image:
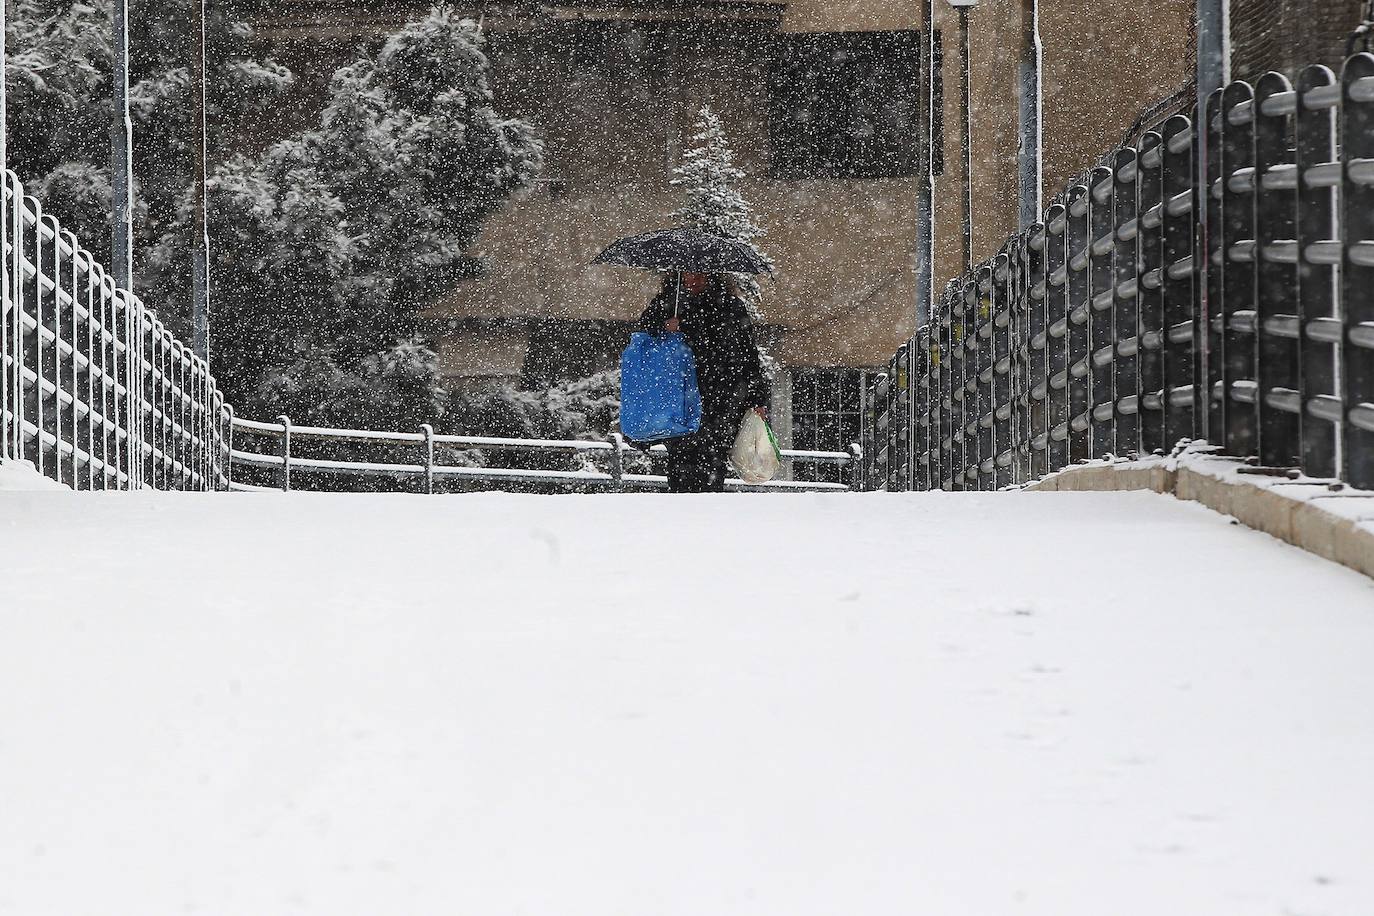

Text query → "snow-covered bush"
[148,5,544,435]
[459,369,622,442]
[9,3,542,449]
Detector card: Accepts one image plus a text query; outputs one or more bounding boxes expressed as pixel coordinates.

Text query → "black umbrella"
[591,227,773,275]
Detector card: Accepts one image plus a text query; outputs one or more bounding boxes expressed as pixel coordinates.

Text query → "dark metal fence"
[868,52,1374,493]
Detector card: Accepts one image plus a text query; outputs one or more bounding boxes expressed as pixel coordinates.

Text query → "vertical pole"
[1018,0,1043,229]
[278,414,291,492]
[959,5,975,271]
[1195,0,1229,106]
[191,0,211,363]
[1220,82,1258,458]
[1340,54,1374,490]
[1087,167,1116,458]
[1,0,6,177]
[1,0,8,462]
[224,403,235,490]
[916,0,937,327]
[1295,64,1339,479]
[1252,75,1300,468]
[421,423,435,494]
[111,0,134,290]
[609,432,626,492]
[1195,0,1229,441]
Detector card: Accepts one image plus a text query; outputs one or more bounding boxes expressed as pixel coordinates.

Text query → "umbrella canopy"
[591,227,773,275]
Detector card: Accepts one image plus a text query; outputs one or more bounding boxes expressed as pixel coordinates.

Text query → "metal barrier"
[0,161,856,497]
[0,154,856,499]
[872,52,1374,492]
[227,414,863,493]
[0,170,230,490]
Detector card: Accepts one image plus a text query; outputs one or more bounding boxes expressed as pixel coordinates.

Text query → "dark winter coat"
[636,284,771,432]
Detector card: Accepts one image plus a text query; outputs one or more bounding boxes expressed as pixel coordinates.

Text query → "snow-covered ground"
[2,489,1373,915]
[0,459,69,492]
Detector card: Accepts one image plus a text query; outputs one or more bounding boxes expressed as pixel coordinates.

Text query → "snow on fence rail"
[226,413,862,493]
[0,170,229,491]
[867,52,1374,493]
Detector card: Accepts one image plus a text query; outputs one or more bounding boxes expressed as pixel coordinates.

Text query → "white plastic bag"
[730,410,782,484]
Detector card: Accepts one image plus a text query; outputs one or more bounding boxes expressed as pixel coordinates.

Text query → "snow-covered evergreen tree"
[670,105,773,316]
[153,5,545,431]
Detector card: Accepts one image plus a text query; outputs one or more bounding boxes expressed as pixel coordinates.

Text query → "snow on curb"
[0,460,70,492]
[1027,443,1374,580]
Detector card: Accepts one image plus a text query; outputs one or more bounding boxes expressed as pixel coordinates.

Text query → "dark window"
[931,30,945,177]
[790,369,864,484]
[767,30,921,180]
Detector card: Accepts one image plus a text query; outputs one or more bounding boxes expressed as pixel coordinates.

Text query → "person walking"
[637,271,771,493]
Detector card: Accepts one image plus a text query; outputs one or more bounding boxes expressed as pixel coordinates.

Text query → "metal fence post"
[938,285,954,489]
[891,342,909,491]
[1340,53,1374,489]
[421,422,435,494]
[1111,149,1141,457]
[914,327,932,490]
[1220,80,1260,459]
[1253,73,1302,468]
[8,174,24,463]
[992,255,1014,488]
[1295,64,1341,479]
[1027,223,1049,477]
[1087,166,1116,458]
[277,413,292,492]
[951,281,971,488]
[976,265,991,489]
[1161,114,1199,448]
[30,201,46,478]
[1065,184,1091,462]
[609,431,626,492]
[1010,239,1030,484]
[1205,89,1227,445]
[1138,131,1167,455]
[0,175,9,463]
[223,402,234,491]
[1045,202,1069,471]
[848,442,864,492]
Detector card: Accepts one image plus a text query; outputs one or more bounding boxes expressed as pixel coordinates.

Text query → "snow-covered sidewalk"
[2,490,1373,915]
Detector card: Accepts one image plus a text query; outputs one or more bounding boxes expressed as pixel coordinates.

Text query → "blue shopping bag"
[619,331,702,442]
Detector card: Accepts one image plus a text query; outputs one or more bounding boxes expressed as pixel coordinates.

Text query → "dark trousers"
[665,414,735,493]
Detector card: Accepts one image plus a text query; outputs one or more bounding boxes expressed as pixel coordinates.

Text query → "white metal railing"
[227,413,863,493]
[0,169,230,490]
[0,163,858,496]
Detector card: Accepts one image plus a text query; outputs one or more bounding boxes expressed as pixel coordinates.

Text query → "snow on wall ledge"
[1028,443,1374,580]
[0,460,70,492]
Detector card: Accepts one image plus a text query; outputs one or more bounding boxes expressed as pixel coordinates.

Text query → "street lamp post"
[112,0,133,289]
[1018,0,1042,229]
[191,0,211,364]
[916,0,936,329]
[947,0,978,272]
[1195,0,1228,442]
[1,0,7,176]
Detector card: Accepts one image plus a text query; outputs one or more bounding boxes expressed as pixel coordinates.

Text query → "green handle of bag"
[764,418,782,463]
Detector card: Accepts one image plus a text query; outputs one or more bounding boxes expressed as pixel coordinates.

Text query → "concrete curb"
[1026,450,1374,581]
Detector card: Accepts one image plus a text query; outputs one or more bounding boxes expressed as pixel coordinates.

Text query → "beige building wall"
[426,10,924,370]
[248,0,1195,375]
[927,0,1193,289]
[779,0,920,33]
